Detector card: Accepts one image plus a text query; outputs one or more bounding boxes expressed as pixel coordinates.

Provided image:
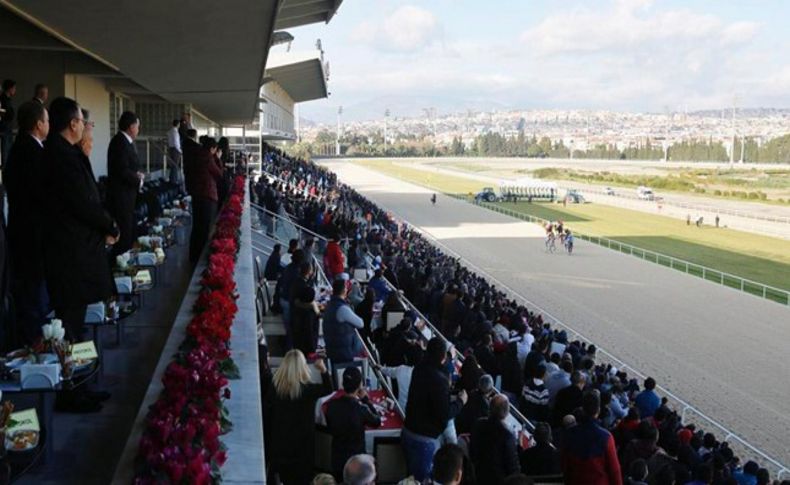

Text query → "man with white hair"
[343,454,376,485]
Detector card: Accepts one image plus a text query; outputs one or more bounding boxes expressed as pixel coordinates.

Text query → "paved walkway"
[325,160,790,470]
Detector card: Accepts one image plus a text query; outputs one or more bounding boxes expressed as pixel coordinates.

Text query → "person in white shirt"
[166,119,182,187]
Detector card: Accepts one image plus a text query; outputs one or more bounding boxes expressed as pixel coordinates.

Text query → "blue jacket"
[634,389,660,418]
[323,296,363,364]
[368,276,390,302]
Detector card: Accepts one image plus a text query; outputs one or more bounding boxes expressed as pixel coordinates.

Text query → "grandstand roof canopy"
[1,0,342,125]
[265,55,329,103]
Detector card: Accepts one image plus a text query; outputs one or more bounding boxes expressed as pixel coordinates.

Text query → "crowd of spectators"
[256,142,788,485]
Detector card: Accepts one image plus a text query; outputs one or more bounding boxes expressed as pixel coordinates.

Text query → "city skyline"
[281,0,790,123]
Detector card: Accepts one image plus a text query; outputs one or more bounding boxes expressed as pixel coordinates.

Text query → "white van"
[636,186,655,200]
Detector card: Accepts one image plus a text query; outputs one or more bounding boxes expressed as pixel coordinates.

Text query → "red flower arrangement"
[134,175,245,484]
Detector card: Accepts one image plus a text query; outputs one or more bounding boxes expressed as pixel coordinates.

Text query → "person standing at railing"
[3,101,49,347]
[166,119,182,188]
[184,135,222,264]
[106,111,144,256]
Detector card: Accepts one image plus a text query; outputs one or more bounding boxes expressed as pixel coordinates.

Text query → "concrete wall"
[261,81,295,137]
[64,74,111,177]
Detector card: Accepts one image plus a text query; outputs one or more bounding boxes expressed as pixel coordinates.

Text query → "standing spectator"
[106,111,143,256]
[402,338,467,481]
[166,119,182,186]
[43,97,118,342]
[290,262,318,356]
[545,360,573,407]
[326,366,381,479]
[323,279,364,364]
[432,444,465,485]
[32,84,48,105]
[178,111,193,143]
[635,377,661,419]
[470,394,520,485]
[323,233,346,280]
[553,371,586,427]
[561,390,622,485]
[184,134,222,264]
[275,249,304,348]
[342,454,376,485]
[0,79,17,165]
[264,243,284,281]
[519,422,561,476]
[3,101,49,345]
[264,350,331,484]
[520,363,550,422]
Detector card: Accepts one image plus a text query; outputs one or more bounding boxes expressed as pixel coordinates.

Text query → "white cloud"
[350,5,442,52]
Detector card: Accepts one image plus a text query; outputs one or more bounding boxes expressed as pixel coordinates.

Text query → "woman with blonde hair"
[265,350,331,484]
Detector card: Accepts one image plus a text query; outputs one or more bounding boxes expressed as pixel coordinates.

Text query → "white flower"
[42,319,65,341]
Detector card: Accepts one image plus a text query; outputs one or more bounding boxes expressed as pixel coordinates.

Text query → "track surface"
[324,161,790,468]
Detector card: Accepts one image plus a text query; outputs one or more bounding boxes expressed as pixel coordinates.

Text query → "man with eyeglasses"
[106,111,144,256]
[3,101,50,346]
[42,98,119,412]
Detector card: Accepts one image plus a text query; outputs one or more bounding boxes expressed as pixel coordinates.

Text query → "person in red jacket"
[183,133,222,264]
[561,389,623,485]
[323,234,346,280]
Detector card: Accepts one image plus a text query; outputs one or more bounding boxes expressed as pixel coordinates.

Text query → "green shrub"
[713,190,722,196]
[748,192,760,199]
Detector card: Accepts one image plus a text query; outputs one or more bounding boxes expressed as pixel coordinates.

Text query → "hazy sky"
[278,0,790,121]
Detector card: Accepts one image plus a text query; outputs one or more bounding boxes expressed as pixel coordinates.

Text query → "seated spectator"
[323,279,365,364]
[474,334,499,377]
[634,377,660,419]
[687,462,714,485]
[326,366,381,479]
[625,458,649,485]
[519,422,560,477]
[470,394,520,485]
[265,351,331,484]
[545,359,573,406]
[455,374,496,435]
[552,370,586,427]
[403,338,467,481]
[311,473,336,485]
[264,243,284,281]
[355,287,376,341]
[432,443,465,485]
[343,454,377,485]
[561,390,622,485]
[733,461,760,485]
[520,363,549,422]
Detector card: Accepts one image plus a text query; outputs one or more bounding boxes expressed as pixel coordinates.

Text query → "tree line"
[296,129,790,163]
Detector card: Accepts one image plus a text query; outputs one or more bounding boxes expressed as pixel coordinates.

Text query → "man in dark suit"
[106,111,143,256]
[325,366,381,480]
[0,79,17,166]
[3,101,49,346]
[43,97,118,343]
[469,394,520,485]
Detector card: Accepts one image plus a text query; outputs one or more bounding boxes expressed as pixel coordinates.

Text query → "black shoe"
[84,390,111,402]
[55,394,103,413]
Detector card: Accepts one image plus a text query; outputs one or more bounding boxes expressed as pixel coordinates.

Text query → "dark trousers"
[54,303,88,342]
[111,208,135,257]
[190,196,217,264]
[11,275,49,346]
[0,131,12,167]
